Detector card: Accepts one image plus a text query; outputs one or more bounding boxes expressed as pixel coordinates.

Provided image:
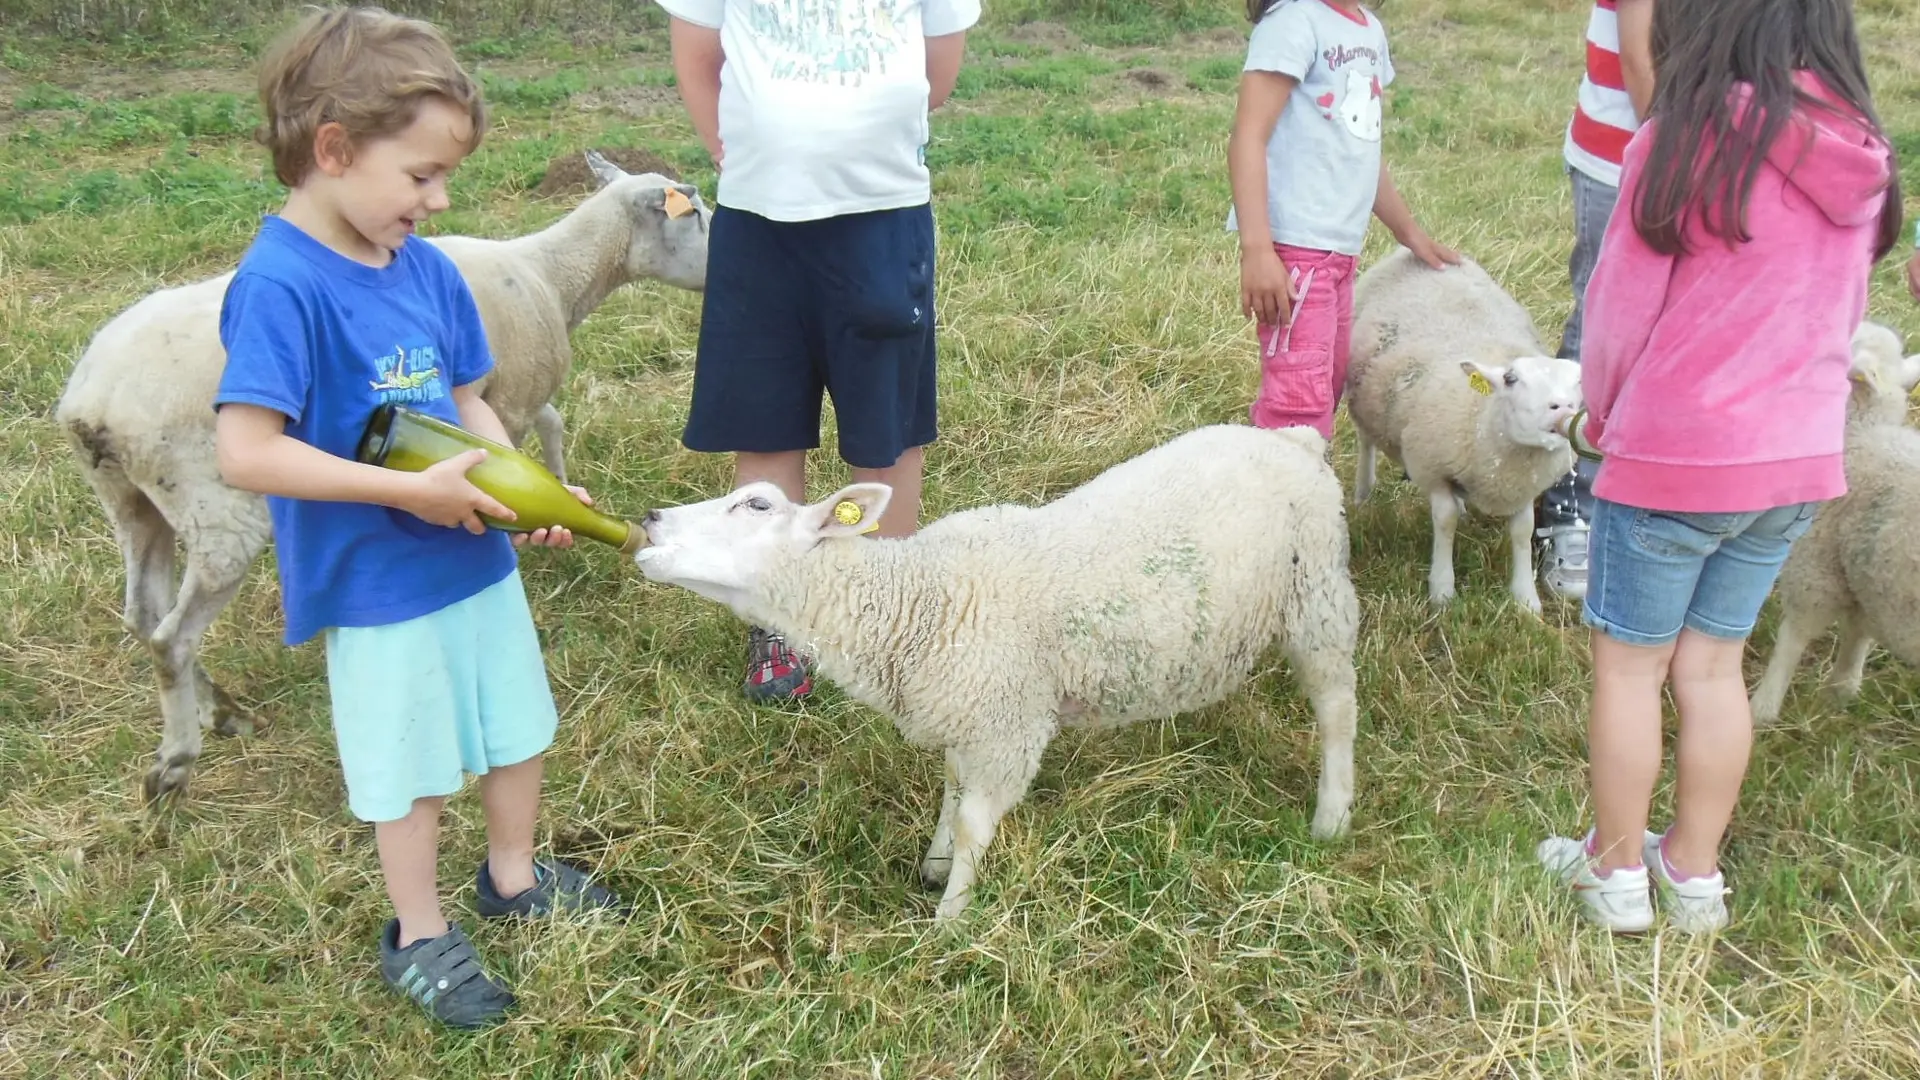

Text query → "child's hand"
[1906,250,1919,302]
[404,449,516,534]
[511,485,593,550]
[1241,246,1296,327]
[1406,230,1463,271]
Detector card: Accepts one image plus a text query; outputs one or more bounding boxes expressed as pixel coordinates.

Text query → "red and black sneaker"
[744,626,812,702]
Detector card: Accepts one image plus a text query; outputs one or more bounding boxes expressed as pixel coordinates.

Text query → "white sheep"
[1345,247,1583,614]
[55,151,710,803]
[632,422,1362,921]
[1749,321,1920,725]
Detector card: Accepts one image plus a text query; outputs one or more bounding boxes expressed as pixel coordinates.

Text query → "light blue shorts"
[1583,497,1818,648]
[323,568,559,823]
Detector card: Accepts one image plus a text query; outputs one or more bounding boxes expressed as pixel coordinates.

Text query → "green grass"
[4,1,1920,1076]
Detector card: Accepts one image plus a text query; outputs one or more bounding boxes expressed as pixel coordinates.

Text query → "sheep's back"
[1833,426,1920,657]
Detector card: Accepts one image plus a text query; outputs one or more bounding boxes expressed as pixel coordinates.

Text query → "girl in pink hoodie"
[1537,0,1902,935]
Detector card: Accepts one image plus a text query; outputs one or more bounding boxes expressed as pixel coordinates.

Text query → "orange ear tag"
[663,188,695,219]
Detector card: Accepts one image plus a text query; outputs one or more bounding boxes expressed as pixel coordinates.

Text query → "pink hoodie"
[1579,73,1896,513]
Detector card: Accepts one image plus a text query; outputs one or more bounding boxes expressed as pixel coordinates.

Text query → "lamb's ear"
[637,182,709,230]
[1458,358,1509,396]
[585,149,625,188]
[804,484,892,539]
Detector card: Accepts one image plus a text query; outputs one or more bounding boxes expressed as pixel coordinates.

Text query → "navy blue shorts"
[682,203,938,470]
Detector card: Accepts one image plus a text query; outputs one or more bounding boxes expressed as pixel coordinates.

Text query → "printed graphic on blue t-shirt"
[214,215,515,645]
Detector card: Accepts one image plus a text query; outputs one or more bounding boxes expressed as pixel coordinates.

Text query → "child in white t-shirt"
[659,0,978,701]
[1227,0,1458,441]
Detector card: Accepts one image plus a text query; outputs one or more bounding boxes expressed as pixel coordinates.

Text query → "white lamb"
[55,151,709,802]
[1345,246,1583,613]
[633,423,1362,921]
[1749,321,1920,725]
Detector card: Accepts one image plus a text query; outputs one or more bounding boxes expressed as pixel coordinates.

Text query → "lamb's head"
[634,481,893,616]
[1846,320,1920,428]
[585,149,711,291]
[1459,355,1583,450]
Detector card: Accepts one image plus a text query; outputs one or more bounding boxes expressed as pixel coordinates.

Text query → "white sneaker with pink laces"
[1536,828,1655,933]
[1643,831,1731,934]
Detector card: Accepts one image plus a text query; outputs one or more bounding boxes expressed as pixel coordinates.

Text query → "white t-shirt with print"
[1226,0,1395,255]
[656,0,981,222]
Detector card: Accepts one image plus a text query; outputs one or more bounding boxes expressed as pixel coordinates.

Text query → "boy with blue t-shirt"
[212,6,621,1029]
[659,0,979,701]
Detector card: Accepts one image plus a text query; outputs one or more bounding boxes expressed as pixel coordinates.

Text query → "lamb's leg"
[1750,602,1833,726]
[532,402,568,484]
[935,743,1043,921]
[1353,432,1377,505]
[1825,612,1874,704]
[1281,591,1360,840]
[919,752,963,891]
[1427,488,1460,606]
[109,482,176,642]
[1505,504,1543,616]
[143,545,255,802]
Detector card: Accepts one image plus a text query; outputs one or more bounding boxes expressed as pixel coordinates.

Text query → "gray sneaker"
[1537,520,1590,602]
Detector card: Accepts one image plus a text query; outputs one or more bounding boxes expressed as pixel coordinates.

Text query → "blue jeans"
[1540,166,1620,530]
[1582,498,1818,647]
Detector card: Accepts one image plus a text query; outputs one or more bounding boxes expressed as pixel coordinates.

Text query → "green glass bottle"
[355,404,643,555]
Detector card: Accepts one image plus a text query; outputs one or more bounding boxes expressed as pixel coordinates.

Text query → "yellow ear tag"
[1467,371,1493,396]
[834,500,864,526]
[663,188,695,219]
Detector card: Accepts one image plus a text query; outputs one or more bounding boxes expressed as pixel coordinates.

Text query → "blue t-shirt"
[214,215,516,645]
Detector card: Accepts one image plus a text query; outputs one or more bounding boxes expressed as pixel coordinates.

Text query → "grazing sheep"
[55,152,709,803]
[633,423,1362,921]
[1345,247,1583,614]
[1749,322,1920,725]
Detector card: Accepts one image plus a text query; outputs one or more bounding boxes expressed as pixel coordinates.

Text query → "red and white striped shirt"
[1564,0,1642,187]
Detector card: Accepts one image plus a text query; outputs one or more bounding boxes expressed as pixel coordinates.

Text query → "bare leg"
[736,450,807,503]
[1427,488,1461,606]
[478,755,544,899]
[1663,629,1753,878]
[377,796,450,947]
[1589,630,1675,873]
[920,752,963,890]
[851,444,925,539]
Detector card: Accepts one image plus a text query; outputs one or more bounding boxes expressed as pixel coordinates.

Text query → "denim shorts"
[323,568,559,822]
[1583,496,1818,647]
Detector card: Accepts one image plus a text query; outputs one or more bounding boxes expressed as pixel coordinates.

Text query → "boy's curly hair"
[254,5,487,188]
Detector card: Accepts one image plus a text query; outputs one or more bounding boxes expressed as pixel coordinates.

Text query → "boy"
[1536,0,1654,602]
[659,0,979,701]
[213,6,622,1029]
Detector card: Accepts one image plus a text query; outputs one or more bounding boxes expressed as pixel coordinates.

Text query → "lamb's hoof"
[919,857,952,892]
[933,891,971,921]
[1310,808,1352,841]
[142,756,194,803]
[1428,589,1455,608]
[1826,680,1863,705]
[208,684,258,737]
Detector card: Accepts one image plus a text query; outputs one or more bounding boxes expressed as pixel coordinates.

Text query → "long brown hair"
[1633,0,1901,260]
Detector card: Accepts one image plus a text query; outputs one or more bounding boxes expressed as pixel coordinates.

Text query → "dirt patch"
[1124,68,1179,94]
[574,84,684,117]
[534,146,681,198]
[1003,20,1079,49]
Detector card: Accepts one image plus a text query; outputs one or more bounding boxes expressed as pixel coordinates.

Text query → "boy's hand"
[1907,250,1919,302]
[1241,246,1297,327]
[1404,229,1463,271]
[404,449,516,534]
[512,485,594,550]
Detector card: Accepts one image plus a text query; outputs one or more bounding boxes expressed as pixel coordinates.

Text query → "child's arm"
[215,403,514,535]
[666,14,725,167]
[926,32,967,110]
[1617,0,1655,122]
[1372,161,1461,270]
[1229,70,1298,326]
